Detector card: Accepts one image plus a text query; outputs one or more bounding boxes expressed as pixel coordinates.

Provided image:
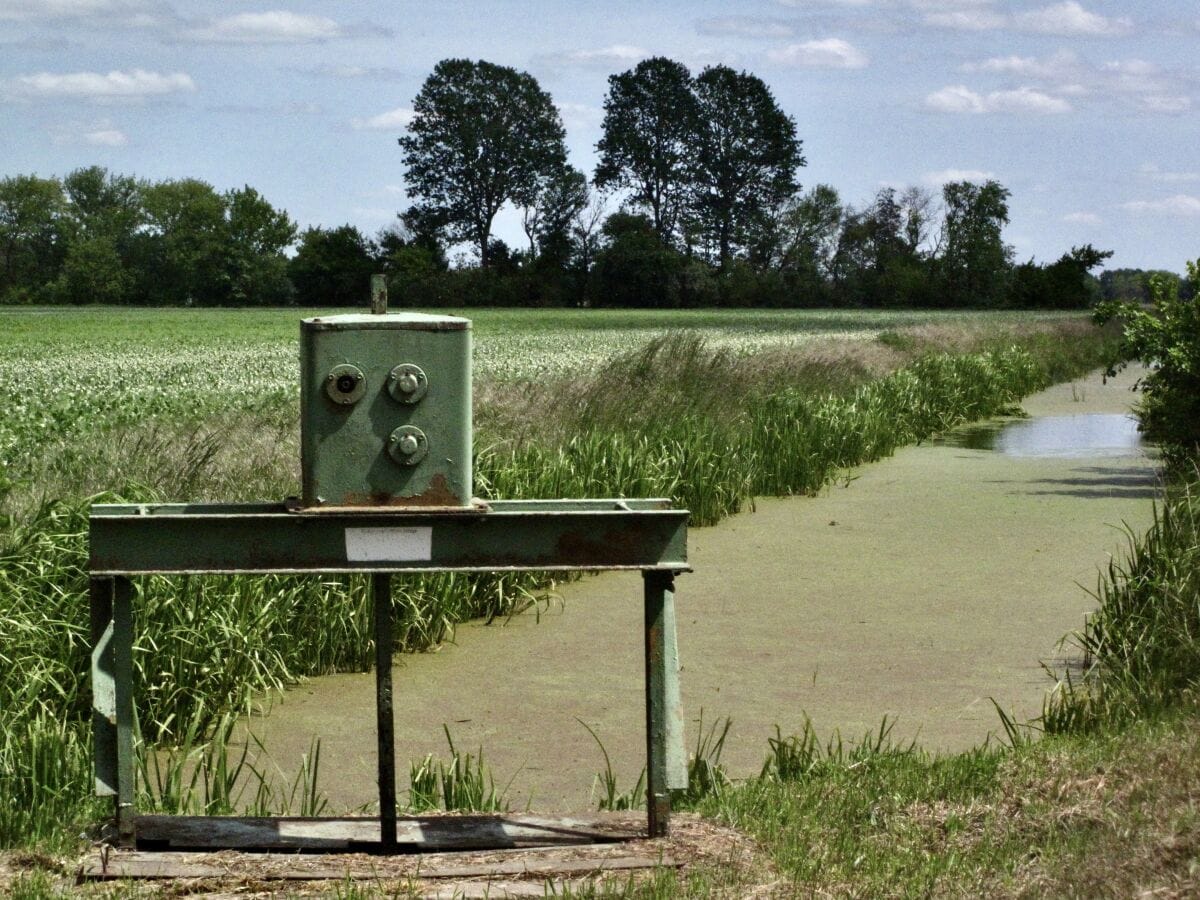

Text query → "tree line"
[0,56,1153,309]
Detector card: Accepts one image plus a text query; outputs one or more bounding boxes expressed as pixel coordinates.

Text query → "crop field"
[0,306,1086,485]
[0,305,1121,852]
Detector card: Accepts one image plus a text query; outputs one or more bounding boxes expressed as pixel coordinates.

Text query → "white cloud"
[1121,195,1200,217]
[183,11,343,43]
[0,0,169,25]
[47,116,129,145]
[924,2,1131,35]
[924,84,1070,114]
[987,86,1071,114]
[302,65,406,81]
[1015,1,1131,36]
[924,9,1007,30]
[1140,95,1191,115]
[1139,164,1200,184]
[923,168,995,185]
[1063,211,1102,225]
[768,38,869,68]
[697,16,794,38]
[964,49,1079,79]
[557,102,603,129]
[924,85,985,113]
[960,50,1193,116]
[84,127,127,145]
[351,106,416,130]
[535,45,649,69]
[10,68,195,100]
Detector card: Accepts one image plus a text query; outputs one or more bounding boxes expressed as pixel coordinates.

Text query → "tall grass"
[1043,472,1200,733]
[0,320,1120,849]
[478,335,1051,525]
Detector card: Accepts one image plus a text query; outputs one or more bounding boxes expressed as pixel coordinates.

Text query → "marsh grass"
[0,315,1121,850]
[137,711,327,817]
[1043,471,1200,734]
[407,726,510,812]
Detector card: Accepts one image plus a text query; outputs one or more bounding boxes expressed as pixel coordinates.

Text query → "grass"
[407,726,511,813]
[0,307,1127,877]
[1043,470,1200,733]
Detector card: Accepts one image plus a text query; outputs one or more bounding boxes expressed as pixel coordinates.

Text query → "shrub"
[1095,258,1200,462]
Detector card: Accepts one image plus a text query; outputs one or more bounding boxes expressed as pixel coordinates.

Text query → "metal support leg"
[90,577,117,804]
[91,576,137,846]
[643,570,684,838]
[373,573,397,851]
[113,577,136,845]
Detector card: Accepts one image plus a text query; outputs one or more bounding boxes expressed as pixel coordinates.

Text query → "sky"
[1,0,1197,273]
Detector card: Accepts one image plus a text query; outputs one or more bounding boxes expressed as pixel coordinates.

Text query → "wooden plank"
[133,813,641,852]
[423,881,590,899]
[82,856,227,880]
[423,855,676,878]
[80,850,677,882]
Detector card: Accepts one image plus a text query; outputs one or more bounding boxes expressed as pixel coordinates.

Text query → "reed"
[1043,472,1200,733]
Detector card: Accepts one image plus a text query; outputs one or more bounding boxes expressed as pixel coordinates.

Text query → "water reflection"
[944,414,1145,458]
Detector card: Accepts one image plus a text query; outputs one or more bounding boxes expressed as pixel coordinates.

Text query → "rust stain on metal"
[555,525,652,566]
[338,473,464,508]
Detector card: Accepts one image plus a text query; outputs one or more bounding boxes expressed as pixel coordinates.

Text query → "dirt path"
[247,368,1159,813]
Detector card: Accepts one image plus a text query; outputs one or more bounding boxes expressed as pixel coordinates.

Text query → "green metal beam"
[90,500,689,575]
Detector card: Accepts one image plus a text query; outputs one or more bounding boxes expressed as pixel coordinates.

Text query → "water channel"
[241,367,1160,814]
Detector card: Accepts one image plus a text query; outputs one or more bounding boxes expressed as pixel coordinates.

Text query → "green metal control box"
[299,313,472,508]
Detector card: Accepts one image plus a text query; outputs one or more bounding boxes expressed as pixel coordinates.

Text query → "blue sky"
[2,0,1197,272]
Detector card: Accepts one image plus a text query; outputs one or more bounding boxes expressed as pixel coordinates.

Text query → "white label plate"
[345,526,433,562]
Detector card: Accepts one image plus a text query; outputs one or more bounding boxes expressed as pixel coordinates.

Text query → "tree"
[62,166,143,244]
[898,186,936,255]
[398,58,567,268]
[224,186,296,305]
[0,174,67,301]
[57,167,145,304]
[137,179,230,305]
[55,235,130,305]
[593,211,683,307]
[1095,259,1200,460]
[936,179,1012,307]
[688,65,805,271]
[398,204,449,269]
[571,190,609,278]
[520,165,588,265]
[594,57,699,245]
[774,184,842,275]
[289,225,376,306]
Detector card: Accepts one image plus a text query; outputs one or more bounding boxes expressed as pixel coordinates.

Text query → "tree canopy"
[398,58,567,268]
[689,65,804,270]
[594,57,699,245]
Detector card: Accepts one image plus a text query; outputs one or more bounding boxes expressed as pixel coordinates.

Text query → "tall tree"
[689,65,805,271]
[224,186,296,305]
[398,58,567,268]
[594,57,699,245]
[62,166,143,243]
[0,175,67,300]
[57,167,146,304]
[137,178,230,305]
[937,179,1012,307]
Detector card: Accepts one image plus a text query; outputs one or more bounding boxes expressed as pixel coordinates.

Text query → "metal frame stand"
[89,498,688,849]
